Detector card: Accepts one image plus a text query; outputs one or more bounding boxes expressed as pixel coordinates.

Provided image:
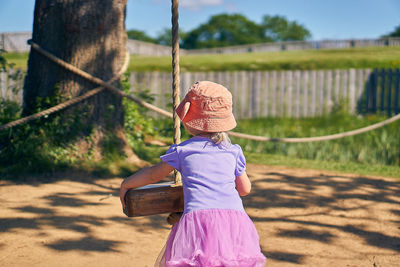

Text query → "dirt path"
[1,164,399,267]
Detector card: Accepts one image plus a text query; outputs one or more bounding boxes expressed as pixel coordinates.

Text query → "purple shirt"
[160,136,246,214]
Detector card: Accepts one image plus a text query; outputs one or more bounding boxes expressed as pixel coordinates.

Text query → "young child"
[120,81,266,267]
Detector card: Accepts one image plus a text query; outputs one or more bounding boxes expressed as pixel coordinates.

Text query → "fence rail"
[1,32,400,55]
[1,69,399,119]
[184,38,400,55]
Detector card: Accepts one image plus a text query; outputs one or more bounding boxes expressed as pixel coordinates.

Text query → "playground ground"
[0,164,399,267]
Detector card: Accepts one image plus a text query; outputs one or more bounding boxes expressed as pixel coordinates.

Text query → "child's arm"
[235,171,252,196]
[119,162,174,209]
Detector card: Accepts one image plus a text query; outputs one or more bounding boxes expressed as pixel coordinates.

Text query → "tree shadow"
[356,69,400,116]
[265,251,304,264]
[0,177,172,253]
[45,236,123,252]
[244,170,400,263]
[277,228,334,243]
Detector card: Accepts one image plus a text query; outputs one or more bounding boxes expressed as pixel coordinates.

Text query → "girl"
[120,81,266,267]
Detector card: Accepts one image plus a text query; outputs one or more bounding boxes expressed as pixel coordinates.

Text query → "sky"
[0,0,399,40]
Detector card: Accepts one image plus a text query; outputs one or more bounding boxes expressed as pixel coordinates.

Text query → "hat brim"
[183,113,237,133]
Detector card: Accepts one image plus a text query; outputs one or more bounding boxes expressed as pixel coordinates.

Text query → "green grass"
[245,152,400,179]
[129,46,400,71]
[3,52,29,70]
[231,114,400,167]
[5,46,400,72]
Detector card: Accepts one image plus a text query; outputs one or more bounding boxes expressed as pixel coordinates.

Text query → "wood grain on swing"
[124,182,184,217]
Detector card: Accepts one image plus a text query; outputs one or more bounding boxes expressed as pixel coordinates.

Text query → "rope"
[28,40,172,118]
[171,0,182,185]
[228,113,400,142]
[0,48,130,131]
[1,41,400,143]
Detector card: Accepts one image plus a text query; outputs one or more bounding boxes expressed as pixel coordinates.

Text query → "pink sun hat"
[176,81,237,133]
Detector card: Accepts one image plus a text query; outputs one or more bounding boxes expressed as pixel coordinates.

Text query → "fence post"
[303,70,309,117]
[318,70,324,115]
[372,69,378,113]
[311,70,316,116]
[254,71,261,118]
[271,71,277,117]
[395,69,400,114]
[279,71,285,117]
[387,69,392,116]
[263,71,269,117]
[295,70,301,117]
[240,71,247,119]
[287,70,293,117]
[349,69,356,114]
[356,69,364,113]
[232,72,239,118]
[380,69,385,113]
[334,70,340,104]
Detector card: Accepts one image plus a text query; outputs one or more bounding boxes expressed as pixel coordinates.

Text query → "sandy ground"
[0,164,399,267]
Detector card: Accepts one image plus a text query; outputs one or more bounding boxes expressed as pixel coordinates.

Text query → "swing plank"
[124,182,184,217]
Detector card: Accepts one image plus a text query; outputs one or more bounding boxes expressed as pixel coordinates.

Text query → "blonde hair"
[210,132,230,145]
[184,124,231,146]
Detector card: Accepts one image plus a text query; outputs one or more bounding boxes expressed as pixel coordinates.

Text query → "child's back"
[162,136,245,214]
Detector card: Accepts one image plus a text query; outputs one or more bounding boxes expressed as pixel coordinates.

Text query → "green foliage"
[182,14,265,49]
[155,28,187,47]
[0,73,160,178]
[126,13,311,49]
[0,49,7,70]
[0,93,90,177]
[262,15,311,42]
[232,112,400,167]
[120,74,157,155]
[382,24,400,38]
[245,152,400,178]
[127,29,157,43]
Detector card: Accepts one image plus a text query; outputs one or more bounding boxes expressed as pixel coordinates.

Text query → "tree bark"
[23,0,141,163]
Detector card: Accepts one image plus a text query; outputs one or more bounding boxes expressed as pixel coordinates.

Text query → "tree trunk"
[23,0,141,164]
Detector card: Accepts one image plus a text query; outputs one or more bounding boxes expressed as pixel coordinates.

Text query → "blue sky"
[0,0,399,40]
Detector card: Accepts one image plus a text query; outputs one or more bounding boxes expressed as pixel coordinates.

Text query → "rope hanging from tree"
[171,0,182,185]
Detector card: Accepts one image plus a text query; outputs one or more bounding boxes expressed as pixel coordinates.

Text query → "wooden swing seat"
[124,182,184,217]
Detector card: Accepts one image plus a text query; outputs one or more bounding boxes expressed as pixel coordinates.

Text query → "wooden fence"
[1,69,399,119]
[129,69,400,118]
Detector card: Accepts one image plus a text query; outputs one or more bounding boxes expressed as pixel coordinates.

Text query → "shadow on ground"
[1,169,399,265]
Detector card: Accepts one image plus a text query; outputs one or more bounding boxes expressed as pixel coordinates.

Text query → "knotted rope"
[171,0,181,184]
[0,46,130,131]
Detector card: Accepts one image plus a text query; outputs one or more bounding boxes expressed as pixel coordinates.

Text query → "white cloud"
[180,0,224,11]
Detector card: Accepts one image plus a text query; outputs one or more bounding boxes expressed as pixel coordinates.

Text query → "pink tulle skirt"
[155,209,266,267]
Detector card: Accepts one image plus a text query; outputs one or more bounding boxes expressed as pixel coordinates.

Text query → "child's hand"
[119,185,128,211]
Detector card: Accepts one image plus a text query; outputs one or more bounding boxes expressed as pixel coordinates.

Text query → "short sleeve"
[160,144,180,171]
[234,145,246,176]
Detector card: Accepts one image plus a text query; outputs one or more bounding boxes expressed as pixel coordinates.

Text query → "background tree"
[182,14,264,49]
[262,15,311,42]
[127,29,157,43]
[155,28,187,46]
[23,0,140,163]
[382,24,400,37]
